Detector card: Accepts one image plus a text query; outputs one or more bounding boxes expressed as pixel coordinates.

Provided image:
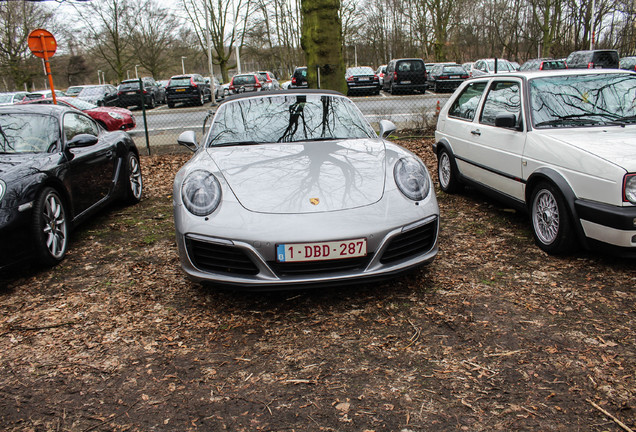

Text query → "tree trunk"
[300,0,346,93]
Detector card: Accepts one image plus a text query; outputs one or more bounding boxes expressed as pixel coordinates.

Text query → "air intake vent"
[186,238,259,275]
[380,219,437,264]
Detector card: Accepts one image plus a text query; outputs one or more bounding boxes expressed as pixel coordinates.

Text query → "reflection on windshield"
[206,94,376,146]
[0,114,60,153]
[530,73,636,127]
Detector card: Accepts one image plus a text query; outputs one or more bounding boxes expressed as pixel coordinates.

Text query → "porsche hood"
[208,138,387,214]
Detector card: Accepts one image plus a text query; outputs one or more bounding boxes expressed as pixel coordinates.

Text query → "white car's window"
[207,94,376,146]
[480,81,522,127]
[448,82,488,121]
[530,73,636,128]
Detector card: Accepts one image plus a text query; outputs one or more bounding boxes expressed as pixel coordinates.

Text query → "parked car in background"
[510,61,521,70]
[426,64,469,92]
[383,58,427,94]
[470,58,516,77]
[173,90,439,288]
[619,56,636,71]
[165,74,211,108]
[256,71,280,90]
[434,69,636,256]
[229,73,263,94]
[77,84,119,107]
[0,92,30,106]
[520,58,568,71]
[0,104,142,271]
[289,67,308,89]
[462,62,474,73]
[345,66,381,95]
[565,50,619,69]
[375,65,387,86]
[206,76,225,101]
[65,85,88,97]
[117,77,163,109]
[25,90,66,100]
[22,97,136,132]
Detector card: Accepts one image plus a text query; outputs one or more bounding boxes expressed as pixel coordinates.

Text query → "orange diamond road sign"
[28,29,57,59]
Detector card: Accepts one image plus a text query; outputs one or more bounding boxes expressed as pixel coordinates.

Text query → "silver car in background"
[173,90,439,289]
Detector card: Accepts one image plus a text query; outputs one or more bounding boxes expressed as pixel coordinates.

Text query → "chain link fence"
[127,89,452,155]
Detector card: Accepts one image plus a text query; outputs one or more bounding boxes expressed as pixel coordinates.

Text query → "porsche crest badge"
[310,198,320,205]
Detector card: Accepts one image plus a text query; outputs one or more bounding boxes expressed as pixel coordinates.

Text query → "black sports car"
[0,104,143,271]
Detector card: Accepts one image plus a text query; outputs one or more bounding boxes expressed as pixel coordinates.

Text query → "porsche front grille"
[380,219,438,264]
[186,238,259,275]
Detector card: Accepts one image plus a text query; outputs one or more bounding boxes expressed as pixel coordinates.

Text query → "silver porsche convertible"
[173,90,439,288]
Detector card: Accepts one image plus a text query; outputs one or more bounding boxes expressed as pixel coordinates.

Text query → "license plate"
[276,238,367,262]
[176,88,186,92]
[450,75,460,79]
[358,77,369,81]
[402,80,411,84]
[126,91,136,95]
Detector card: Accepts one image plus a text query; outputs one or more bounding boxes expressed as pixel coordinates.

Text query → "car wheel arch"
[525,168,588,248]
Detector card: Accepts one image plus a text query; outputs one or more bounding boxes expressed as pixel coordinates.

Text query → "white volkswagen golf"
[434,69,636,256]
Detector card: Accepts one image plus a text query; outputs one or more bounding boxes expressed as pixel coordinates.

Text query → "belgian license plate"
[176,88,186,92]
[402,80,411,84]
[450,75,460,79]
[276,238,367,263]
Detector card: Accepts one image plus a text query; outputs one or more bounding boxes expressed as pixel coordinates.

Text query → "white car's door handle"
[471,129,481,136]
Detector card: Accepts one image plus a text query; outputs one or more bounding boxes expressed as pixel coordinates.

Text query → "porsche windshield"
[0,113,60,153]
[530,73,636,128]
[206,94,376,146]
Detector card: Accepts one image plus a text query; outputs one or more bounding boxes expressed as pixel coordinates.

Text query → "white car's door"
[462,79,527,202]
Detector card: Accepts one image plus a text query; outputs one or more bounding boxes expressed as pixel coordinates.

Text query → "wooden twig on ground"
[587,399,634,432]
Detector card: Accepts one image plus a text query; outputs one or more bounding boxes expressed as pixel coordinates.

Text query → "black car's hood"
[0,153,59,183]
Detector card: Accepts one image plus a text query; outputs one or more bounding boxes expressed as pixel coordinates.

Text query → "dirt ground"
[0,139,634,431]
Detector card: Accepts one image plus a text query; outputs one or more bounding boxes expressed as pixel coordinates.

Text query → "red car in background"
[22,97,136,131]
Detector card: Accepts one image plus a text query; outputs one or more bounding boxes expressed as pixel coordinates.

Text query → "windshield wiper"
[611,115,636,125]
[535,114,607,127]
[210,140,262,147]
[292,137,345,142]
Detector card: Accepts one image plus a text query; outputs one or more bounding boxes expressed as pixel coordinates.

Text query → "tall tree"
[0,1,55,90]
[301,0,346,93]
[72,0,134,82]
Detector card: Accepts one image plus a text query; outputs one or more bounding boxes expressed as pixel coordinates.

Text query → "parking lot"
[0,140,634,431]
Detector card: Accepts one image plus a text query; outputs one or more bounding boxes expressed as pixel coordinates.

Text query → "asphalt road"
[128,91,452,140]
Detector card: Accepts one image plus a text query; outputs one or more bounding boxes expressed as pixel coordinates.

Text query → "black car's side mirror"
[494,113,520,130]
[67,133,99,149]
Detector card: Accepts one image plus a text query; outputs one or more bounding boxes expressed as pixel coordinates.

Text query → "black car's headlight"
[394,157,430,201]
[624,174,636,204]
[0,180,5,202]
[181,170,222,216]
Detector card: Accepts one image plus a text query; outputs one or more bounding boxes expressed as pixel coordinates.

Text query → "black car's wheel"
[197,91,204,106]
[530,182,575,254]
[32,187,68,267]
[433,82,438,93]
[123,152,143,204]
[437,148,463,194]
[147,95,156,109]
[168,101,175,108]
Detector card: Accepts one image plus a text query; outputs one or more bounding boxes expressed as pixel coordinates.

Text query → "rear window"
[396,61,424,72]
[347,67,374,75]
[119,81,140,90]
[541,60,567,70]
[592,51,619,67]
[443,66,467,74]
[233,75,256,85]
[169,77,192,87]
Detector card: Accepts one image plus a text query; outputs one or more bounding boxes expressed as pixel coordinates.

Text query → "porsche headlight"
[0,180,5,201]
[394,157,430,201]
[181,170,222,216]
[624,174,636,204]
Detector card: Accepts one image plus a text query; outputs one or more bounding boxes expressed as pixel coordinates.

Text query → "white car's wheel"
[530,182,574,254]
[437,148,462,193]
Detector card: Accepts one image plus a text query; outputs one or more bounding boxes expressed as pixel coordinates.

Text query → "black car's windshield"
[206,94,376,146]
[530,73,636,128]
[0,113,60,153]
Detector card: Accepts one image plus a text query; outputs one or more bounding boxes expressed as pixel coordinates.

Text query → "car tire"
[530,182,575,254]
[148,96,156,109]
[433,82,438,93]
[122,152,143,204]
[197,92,204,106]
[437,148,463,194]
[31,187,68,267]
[168,101,175,108]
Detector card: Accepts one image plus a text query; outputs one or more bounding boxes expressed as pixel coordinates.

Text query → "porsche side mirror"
[379,120,397,138]
[178,130,199,152]
[66,134,99,149]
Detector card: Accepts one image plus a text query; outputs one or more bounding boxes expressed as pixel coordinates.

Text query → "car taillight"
[540,62,544,70]
[461,75,468,79]
[587,62,594,68]
[393,72,398,80]
[191,77,197,87]
[438,75,448,79]
[373,75,379,81]
[346,76,353,82]
[292,77,297,84]
[254,81,262,88]
[143,89,148,94]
